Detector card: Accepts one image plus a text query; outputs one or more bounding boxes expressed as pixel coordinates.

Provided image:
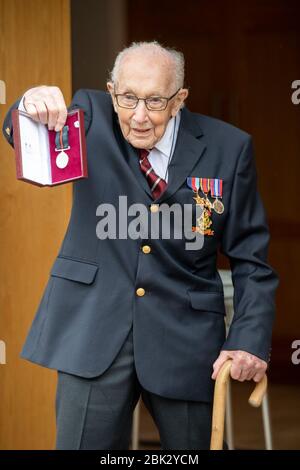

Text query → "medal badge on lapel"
[186,177,224,236]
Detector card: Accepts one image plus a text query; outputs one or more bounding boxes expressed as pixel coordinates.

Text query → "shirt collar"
[152,111,181,158]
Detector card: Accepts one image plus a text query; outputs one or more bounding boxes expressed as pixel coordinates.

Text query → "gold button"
[150,204,159,213]
[5,127,10,136]
[136,288,145,297]
[142,245,151,254]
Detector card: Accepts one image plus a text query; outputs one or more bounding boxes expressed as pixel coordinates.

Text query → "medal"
[56,151,69,169]
[186,177,214,236]
[187,177,204,205]
[213,199,224,214]
[55,125,70,169]
[195,208,214,236]
[196,178,214,235]
[210,178,224,214]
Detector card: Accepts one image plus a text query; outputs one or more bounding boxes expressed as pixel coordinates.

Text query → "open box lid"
[11,108,87,186]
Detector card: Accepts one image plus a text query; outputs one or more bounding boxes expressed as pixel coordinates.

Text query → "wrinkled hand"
[23,85,67,131]
[211,350,267,382]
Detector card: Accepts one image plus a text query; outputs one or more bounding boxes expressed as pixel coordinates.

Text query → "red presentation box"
[11,108,88,186]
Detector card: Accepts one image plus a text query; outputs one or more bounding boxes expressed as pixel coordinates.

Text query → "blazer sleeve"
[67,88,92,135]
[220,135,279,362]
[1,88,92,149]
[2,95,23,148]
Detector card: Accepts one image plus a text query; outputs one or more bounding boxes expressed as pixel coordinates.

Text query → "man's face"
[107,54,188,150]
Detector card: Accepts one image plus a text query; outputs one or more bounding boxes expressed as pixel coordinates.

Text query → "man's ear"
[106,81,118,113]
[171,88,189,117]
[106,81,114,95]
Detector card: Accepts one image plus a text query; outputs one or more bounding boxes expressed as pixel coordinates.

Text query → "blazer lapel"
[124,139,153,198]
[156,107,206,203]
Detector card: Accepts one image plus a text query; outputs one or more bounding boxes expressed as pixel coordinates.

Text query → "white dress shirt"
[18,95,181,183]
[147,111,181,183]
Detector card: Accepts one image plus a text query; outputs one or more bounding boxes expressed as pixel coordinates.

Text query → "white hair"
[108,41,185,91]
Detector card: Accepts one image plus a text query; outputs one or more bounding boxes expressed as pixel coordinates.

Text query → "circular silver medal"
[56,151,69,169]
[213,199,224,214]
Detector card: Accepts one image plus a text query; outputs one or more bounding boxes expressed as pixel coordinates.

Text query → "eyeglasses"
[114,88,181,111]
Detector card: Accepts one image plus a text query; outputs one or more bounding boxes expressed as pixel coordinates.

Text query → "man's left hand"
[211,350,268,382]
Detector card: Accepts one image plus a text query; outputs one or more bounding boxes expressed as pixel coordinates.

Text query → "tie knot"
[139,148,150,161]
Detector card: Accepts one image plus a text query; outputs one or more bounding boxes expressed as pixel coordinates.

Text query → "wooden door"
[0,0,71,449]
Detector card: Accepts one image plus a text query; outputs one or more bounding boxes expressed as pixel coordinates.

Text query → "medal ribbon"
[200,178,210,195]
[210,178,223,198]
[55,125,69,150]
[187,177,200,192]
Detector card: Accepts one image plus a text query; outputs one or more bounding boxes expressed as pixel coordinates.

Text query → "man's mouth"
[132,128,152,135]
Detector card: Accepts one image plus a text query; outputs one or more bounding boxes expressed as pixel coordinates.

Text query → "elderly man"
[2,41,278,450]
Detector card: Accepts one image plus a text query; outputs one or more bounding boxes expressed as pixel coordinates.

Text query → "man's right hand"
[23,85,68,132]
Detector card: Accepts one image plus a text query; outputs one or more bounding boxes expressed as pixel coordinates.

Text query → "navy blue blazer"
[2,89,279,402]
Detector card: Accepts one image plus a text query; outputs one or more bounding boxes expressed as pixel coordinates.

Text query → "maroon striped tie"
[139,149,167,199]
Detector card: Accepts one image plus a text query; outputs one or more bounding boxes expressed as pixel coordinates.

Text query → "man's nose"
[133,100,148,123]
